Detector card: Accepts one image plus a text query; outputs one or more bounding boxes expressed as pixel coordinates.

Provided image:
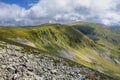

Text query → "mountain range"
[0,22,120,79]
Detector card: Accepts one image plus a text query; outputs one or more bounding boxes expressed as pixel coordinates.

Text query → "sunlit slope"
[68,22,120,62]
[0,39,114,80]
[0,23,120,79]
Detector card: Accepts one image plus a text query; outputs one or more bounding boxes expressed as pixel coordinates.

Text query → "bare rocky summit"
[0,40,115,80]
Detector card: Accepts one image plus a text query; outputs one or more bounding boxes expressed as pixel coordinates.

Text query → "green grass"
[68,22,120,60]
[0,23,120,79]
[108,26,120,34]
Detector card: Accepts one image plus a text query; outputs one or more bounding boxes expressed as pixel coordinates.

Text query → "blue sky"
[0,0,38,9]
[0,0,120,26]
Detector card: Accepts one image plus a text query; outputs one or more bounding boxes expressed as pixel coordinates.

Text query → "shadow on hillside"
[74,25,99,41]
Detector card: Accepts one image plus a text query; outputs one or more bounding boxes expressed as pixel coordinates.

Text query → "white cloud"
[0,0,120,26]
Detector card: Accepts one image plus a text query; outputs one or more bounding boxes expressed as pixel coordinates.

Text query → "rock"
[0,40,115,80]
[51,69,57,74]
[1,65,6,69]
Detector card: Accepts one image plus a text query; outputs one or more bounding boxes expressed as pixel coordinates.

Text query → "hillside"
[0,22,120,79]
[68,22,120,62]
[0,38,114,80]
[108,26,120,34]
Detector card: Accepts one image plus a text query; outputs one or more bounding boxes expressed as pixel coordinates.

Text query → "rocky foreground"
[0,40,116,80]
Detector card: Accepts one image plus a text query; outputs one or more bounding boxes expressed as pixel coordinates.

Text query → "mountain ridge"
[0,21,120,79]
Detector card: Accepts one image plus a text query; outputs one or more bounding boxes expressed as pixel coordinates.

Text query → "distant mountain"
[0,22,120,79]
[108,26,120,34]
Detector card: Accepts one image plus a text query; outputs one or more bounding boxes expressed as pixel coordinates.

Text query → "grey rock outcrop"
[0,40,115,80]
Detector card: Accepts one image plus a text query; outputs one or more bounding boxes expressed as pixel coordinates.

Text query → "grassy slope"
[68,22,120,58]
[108,26,120,34]
[0,23,120,79]
[0,39,115,80]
